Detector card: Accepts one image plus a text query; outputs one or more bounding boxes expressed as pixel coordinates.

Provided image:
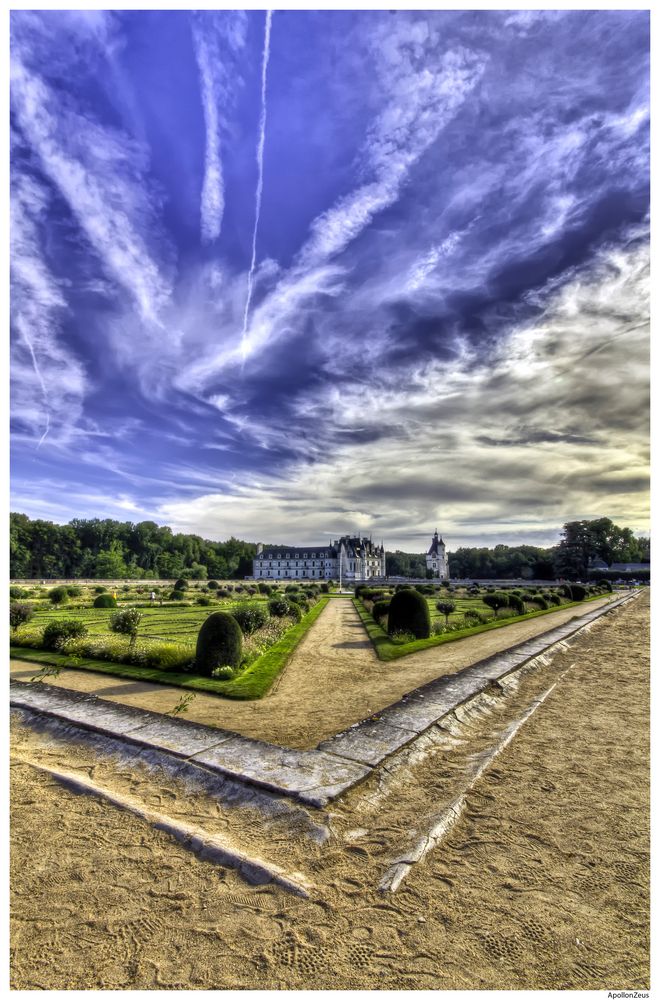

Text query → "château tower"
[426,530,449,580]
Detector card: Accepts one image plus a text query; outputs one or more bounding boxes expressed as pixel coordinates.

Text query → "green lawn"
[356,592,609,661]
[11,597,330,700]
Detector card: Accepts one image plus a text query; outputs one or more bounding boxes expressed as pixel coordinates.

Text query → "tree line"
[10,513,649,581]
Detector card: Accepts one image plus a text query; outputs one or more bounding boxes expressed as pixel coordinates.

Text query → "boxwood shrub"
[94,594,117,608]
[195,612,242,675]
[387,589,430,639]
[43,619,88,649]
[48,586,70,605]
[231,601,270,635]
[372,599,390,624]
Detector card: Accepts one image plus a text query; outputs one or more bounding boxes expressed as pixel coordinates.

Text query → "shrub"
[387,589,431,639]
[217,588,231,599]
[268,597,290,617]
[533,596,549,610]
[196,596,211,606]
[66,585,82,597]
[482,592,509,617]
[169,590,185,601]
[435,600,456,625]
[598,579,613,592]
[109,608,143,645]
[508,594,525,615]
[257,582,270,594]
[569,584,587,602]
[94,594,117,608]
[207,580,219,590]
[211,666,235,680]
[394,584,413,592]
[10,602,34,631]
[231,601,270,635]
[287,602,303,623]
[463,609,488,626]
[320,583,330,593]
[10,586,29,600]
[549,593,562,605]
[372,599,390,624]
[42,619,88,650]
[94,586,107,594]
[173,578,188,592]
[48,586,69,605]
[195,612,243,675]
[561,584,573,599]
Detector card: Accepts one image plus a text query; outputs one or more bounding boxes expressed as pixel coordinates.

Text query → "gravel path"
[11,595,613,749]
[10,592,648,989]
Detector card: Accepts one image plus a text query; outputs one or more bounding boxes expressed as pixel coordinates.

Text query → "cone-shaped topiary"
[94,594,117,608]
[195,611,243,676]
[387,589,431,639]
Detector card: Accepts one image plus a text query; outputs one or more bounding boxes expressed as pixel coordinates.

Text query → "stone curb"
[9,593,636,808]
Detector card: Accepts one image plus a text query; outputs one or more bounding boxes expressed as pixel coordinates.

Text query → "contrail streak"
[240,9,273,363]
[21,327,50,448]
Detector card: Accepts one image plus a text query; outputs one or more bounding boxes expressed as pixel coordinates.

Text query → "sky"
[9,8,650,551]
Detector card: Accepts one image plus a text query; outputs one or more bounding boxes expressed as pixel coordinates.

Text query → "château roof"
[427,530,445,556]
[255,534,384,560]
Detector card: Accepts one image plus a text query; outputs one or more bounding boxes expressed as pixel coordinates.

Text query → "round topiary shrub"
[508,594,525,615]
[196,596,211,606]
[549,593,562,605]
[94,594,117,608]
[207,580,219,590]
[372,599,390,624]
[533,596,549,610]
[287,602,303,622]
[195,612,243,675]
[231,601,270,635]
[48,586,69,605]
[66,585,82,597]
[483,592,509,617]
[173,578,187,592]
[569,583,587,601]
[10,602,34,631]
[169,590,185,601]
[94,586,107,594]
[435,599,456,625]
[268,597,290,617]
[42,619,88,649]
[598,579,613,592]
[387,589,431,639]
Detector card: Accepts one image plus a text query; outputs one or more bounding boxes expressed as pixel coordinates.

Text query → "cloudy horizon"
[10,9,650,552]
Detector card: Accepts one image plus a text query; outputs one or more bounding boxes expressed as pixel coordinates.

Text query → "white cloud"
[10,173,87,447]
[192,12,247,243]
[158,232,649,549]
[10,57,172,327]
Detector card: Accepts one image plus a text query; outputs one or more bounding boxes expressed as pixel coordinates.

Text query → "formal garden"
[353,580,615,660]
[9,579,331,699]
[9,576,619,699]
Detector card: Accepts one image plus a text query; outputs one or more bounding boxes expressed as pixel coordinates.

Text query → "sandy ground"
[10,594,614,748]
[10,592,648,989]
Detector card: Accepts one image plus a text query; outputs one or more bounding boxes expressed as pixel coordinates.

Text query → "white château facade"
[426,530,449,580]
[253,535,386,582]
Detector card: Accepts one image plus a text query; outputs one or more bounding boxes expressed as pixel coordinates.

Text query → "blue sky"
[10,9,649,550]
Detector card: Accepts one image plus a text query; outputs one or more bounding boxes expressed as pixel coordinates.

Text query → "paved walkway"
[11,595,618,748]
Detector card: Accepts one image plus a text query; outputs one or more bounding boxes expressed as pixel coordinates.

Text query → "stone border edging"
[9,592,636,808]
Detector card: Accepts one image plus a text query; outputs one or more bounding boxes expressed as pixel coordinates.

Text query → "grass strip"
[354,594,609,661]
[219,597,330,698]
[10,597,330,701]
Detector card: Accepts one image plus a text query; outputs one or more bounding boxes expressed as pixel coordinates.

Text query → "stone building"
[426,530,449,580]
[252,535,386,581]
